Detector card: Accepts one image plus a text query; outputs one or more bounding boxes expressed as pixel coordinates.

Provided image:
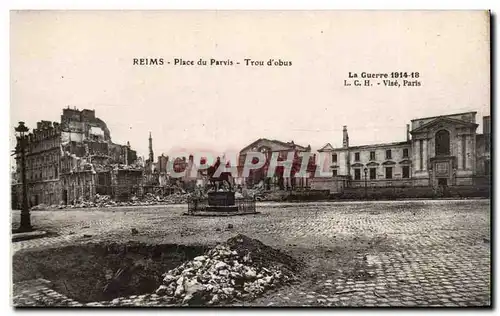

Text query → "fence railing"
[187,198,209,213]
[235,198,256,213]
[187,197,256,214]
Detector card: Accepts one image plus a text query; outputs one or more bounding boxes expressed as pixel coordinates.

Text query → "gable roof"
[318,143,335,152]
[411,116,478,134]
[410,111,477,122]
[239,138,309,153]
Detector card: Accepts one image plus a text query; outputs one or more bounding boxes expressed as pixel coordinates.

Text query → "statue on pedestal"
[207,157,233,192]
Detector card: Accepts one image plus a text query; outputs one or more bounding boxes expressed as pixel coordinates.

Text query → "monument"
[185,157,257,216]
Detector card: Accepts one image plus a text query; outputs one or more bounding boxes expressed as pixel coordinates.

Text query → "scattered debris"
[156,234,300,306]
[30,204,48,211]
[42,192,195,210]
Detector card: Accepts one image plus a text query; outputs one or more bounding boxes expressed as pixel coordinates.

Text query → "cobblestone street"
[11,199,491,307]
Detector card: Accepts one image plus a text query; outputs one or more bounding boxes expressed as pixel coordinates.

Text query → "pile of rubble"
[95,194,113,206]
[29,187,274,210]
[155,234,300,306]
[30,203,49,211]
[142,193,191,205]
[33,192,193,210]
[66,195,117,209]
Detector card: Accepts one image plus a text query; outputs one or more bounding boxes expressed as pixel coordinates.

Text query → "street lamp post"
[15,121,32,232]
[363,167,368,199]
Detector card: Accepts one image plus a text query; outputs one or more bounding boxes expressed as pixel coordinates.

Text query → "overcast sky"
[10,11,490,159]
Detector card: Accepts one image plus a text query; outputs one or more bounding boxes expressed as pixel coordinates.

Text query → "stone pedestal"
[207,191,238,212]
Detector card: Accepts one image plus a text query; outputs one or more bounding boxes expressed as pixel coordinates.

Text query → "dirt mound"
[225,234,300,273]
[156,234,300,306]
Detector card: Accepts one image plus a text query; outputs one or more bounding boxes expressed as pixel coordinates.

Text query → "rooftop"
[331,140,410,151]
[410,111,477,122]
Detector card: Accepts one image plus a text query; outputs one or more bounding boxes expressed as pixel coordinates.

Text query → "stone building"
[155,154,171,187]
[13,107,141,207]
[169,155,205,191]
[237,139,316,190]
[474,116,491,183]
[320,111,490,189]
[14,120,63,206]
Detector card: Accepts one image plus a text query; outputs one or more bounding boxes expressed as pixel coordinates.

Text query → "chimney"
[148,132,154,163]
[342,126,349,148]
[406,124,411,142]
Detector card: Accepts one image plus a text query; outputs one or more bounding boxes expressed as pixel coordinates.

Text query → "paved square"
[12,199,491,307]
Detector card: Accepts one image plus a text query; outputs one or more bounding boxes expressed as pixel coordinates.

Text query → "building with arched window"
[410,111,489,187]
[237,139,315,190]
[322,111,490,189]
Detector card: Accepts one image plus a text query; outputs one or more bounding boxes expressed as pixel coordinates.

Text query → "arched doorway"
[435,129,450,156]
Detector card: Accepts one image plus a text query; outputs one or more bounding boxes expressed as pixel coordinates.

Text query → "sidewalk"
[12,230,48,242]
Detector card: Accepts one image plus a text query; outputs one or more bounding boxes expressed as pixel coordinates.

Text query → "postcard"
[10,10,491,308]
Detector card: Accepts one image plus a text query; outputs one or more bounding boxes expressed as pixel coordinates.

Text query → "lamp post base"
[19,212,32,232]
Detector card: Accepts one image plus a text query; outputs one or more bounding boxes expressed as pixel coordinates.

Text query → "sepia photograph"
[9,10,491,308]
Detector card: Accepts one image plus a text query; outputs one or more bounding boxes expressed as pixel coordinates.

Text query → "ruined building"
[142,132,208,193]
[237,139,316,190]
[13,108,141,207]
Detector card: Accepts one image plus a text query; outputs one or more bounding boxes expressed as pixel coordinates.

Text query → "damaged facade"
[236,139,317,190]
[13,108,141,207]
[142,133,207,195]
